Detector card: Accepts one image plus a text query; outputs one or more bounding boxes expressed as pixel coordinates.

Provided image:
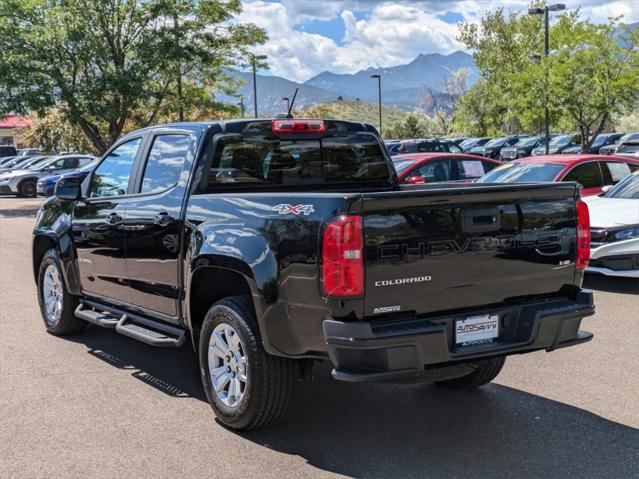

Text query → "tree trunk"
[77,118,108,155]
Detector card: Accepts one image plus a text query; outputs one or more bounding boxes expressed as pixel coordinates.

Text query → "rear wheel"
[435,356,506,390]
[18,179,37,198]
[37,248,86,335]
[199,296,298,430]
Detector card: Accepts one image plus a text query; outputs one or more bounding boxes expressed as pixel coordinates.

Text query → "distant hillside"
[218,51,478,116]
[219,70,349,117]
[295,100,409,128]
[305,51,478,107]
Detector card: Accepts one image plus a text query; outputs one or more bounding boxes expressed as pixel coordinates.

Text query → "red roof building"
[0,115,32,128]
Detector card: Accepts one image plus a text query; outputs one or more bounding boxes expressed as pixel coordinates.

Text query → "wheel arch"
[186,264,258,350]
[32,230,82,294]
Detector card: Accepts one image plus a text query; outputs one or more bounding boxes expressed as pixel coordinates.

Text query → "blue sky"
[237,1,639,82]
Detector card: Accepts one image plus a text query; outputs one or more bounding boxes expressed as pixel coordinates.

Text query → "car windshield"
[591,134,610,147]
[476,162,565,183]
[550,135,570,146]
[10,157,34,168]
[392,159,416,175]
[619,132,639,144]
[459,138,476,149]
[604,172,639,199]
[27,157,53,170]
[485,137,508,147]
[516,136,540,147]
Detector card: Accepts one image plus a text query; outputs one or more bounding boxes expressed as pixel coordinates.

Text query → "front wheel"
[18,179,37,198]
[199,296,298,430]
[37,248,86,335]
[435,356,505,390]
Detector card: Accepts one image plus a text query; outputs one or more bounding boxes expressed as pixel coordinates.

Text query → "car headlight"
[614,227,639,241]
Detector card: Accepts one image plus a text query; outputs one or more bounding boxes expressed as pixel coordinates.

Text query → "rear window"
[477,162,565,183]
[202,133,390,190]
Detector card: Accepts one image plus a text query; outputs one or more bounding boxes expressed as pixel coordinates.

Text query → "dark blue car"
[38,160,96,196]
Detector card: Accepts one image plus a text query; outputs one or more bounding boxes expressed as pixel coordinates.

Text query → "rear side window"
[203,133,389,190]
[457,159,487,180]
[140,135,190,194]
[600,161,631,184]
[563,162,602,188]
[61,157,80,169]
[417,159,451,182]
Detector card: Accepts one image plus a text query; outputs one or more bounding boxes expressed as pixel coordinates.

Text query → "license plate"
[455,314,499,345]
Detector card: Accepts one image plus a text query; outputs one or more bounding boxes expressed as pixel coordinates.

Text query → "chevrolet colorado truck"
[33,119,595,430]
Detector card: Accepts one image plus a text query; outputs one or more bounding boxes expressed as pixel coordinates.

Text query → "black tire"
[18,179,37,198]
[435,356,506,390]
[199,296,297,430]
[37,248,86,335]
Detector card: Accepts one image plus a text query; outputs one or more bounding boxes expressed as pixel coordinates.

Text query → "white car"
[583,172,639,278]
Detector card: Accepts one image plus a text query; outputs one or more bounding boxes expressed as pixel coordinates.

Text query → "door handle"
[105,212,123,225]
[154,211,174,226]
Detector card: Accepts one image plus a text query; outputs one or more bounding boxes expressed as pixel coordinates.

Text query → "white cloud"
[238,0,639,83]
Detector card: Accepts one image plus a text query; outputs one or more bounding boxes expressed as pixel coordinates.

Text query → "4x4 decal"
[272,204,315,216]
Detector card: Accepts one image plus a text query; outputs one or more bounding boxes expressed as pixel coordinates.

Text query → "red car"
[477,155,639,196]
[392,153,502,184]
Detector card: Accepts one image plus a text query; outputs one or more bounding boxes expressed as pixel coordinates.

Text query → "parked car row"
[385,131,639,163]
[0,153,94,197]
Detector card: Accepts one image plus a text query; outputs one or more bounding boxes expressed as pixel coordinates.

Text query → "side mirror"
[55,176,82,200]
[46,165,57,171]
[405,176,426,184]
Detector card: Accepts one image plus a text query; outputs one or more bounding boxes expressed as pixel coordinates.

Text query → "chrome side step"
[75,300,186,348]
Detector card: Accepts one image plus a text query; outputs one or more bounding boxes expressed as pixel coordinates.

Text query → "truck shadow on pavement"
[67,326,638,479]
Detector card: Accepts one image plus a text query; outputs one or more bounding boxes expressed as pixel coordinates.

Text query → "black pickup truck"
[33,119,594,430]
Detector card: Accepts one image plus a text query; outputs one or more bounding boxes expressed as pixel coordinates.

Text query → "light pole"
[236,95,245,118]
[370,74,382,137]
[251,54,267,118]
[282,97,290,111]
[529,4,565,154]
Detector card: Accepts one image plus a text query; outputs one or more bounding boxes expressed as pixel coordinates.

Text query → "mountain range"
[222,51,479,116]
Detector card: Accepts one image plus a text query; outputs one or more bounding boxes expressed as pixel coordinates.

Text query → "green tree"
[457,5,544,134]
[422,68,470,135]
[454,79,506,136]
[542,18,639,151]
[0,0,265,154]
[458,3,639,145]
[385,112,436,139]
[19,109,94,153]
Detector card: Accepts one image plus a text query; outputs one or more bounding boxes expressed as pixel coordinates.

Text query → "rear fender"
[184,222,279,350]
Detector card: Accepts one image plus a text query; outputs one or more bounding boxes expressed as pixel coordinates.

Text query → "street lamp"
[236,94,245,118]
[370,74,382,137]
[251,54,268,118]
[529,3,565,154]
[282,97,290,111]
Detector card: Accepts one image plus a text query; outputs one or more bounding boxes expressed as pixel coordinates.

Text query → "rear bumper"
[323,290,595,382]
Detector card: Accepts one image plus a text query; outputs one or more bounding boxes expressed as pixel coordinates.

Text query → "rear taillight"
[322,215,364,296]
[272,119,325,134]
[576,199,590,270]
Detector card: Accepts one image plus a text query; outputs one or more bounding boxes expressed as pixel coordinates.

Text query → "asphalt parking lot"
[1,196,638,479]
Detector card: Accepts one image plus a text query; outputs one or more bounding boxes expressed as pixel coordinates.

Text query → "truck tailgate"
[358,183,580,317]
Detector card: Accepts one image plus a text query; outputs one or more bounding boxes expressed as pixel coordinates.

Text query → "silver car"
[0,154,93,197]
